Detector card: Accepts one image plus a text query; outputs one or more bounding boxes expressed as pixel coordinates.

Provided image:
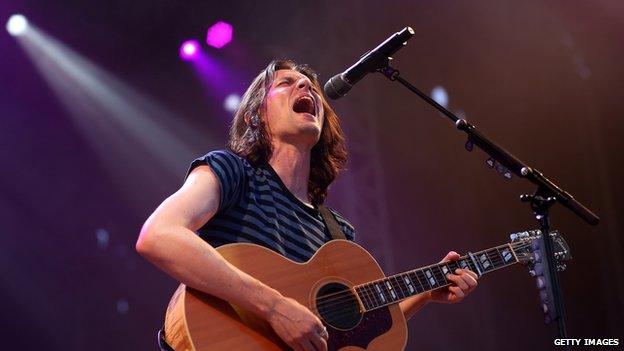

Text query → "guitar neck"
[354,242,522,312]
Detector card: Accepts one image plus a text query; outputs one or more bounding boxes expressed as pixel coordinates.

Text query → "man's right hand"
[266,296,328,351]
[137,165,328,350]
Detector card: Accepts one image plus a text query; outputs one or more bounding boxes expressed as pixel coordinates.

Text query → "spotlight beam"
[12,23,219,210]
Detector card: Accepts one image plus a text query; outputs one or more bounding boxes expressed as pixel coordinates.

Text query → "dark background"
[1,1,622,350]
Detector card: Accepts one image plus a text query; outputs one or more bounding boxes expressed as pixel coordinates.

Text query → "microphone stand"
[375,63,599,348]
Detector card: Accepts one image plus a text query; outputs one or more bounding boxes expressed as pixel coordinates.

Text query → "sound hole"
[316,282,362,330]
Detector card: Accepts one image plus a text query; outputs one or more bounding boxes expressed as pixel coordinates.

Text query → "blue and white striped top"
[186,150,355,263]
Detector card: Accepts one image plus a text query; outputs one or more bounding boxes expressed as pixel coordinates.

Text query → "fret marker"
[441,265,449,274]
[425,269,436,286]
[459,260,468,269]
[385,281,397,300]
[502,248,513,262]
[479,254,491,269]
[403,276,415,293]
[375,284,386,303]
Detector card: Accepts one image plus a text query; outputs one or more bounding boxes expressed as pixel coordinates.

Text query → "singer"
[136,59,478,351]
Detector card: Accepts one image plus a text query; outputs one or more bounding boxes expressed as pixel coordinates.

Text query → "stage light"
[223,93,241,113]
[431,86,449,108]
[95,228,110,250]
[116,299,129,314]
[206,21,233,49]
[6,14,29,36]
[180,39,200,60]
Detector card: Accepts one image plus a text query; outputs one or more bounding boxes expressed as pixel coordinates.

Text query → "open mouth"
[292,95,316,117]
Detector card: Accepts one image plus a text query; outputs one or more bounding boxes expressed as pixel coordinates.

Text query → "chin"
[297,126,322,147]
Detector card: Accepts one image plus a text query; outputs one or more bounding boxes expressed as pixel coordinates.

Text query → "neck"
[354,242,521,312]
[269,142,312,206]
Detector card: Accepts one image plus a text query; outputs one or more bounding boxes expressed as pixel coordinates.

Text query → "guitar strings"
[314,241,533,307]
[317,241,534,318]
[312,243,537,323]
[310,241,535,321]
[313,242,538,323]
[314,241,533,312]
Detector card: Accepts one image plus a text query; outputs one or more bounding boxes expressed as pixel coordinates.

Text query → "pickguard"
[326,307,392,350]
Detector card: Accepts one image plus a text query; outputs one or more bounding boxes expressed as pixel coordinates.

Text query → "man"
[136,59,478,351]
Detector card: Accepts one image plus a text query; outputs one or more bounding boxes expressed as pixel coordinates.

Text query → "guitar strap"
[317,205,347,240]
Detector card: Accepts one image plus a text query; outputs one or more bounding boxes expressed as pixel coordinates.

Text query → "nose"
[296,76,313,91]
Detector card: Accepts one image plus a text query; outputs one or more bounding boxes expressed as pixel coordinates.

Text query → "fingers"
[448,286,465,299]
[439,251,478,282]
[298,339,317,351]
[281,321,327,351]
[461,268,479,281]
[441,250,460,262]
[269,297,328,351]
[301,323,327,351]
[446,272,469,291]
[308,333,328,351]
[454,269,478,289]
[445,269,478,302]
[319,326,329,341]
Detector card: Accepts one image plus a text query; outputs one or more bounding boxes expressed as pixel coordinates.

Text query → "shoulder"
[186,149,251,180]
[185,149,254,212]
[196,149,248,170]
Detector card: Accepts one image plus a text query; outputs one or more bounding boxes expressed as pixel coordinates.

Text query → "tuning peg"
[536,276,545,289]
[542,302,549,314]
[510,232,523,242]
[554,252,566,260]
[509,230,532,242]
[557,263,567,272]
[532,263,543,276]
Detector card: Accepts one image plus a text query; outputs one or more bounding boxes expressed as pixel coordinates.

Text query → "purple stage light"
[180,40,200,60]
[206,21,233,49]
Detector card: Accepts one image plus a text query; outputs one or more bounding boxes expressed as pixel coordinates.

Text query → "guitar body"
[164,240,407,350]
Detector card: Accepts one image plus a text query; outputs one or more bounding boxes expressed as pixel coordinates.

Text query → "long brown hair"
[227,59,347,206]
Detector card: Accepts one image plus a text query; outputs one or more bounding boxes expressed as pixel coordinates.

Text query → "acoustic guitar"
[163,230,570,350]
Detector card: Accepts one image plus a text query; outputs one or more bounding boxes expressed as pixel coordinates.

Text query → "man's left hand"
[428,251,478,304]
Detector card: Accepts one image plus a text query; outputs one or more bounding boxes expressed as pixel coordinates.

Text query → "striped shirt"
[186,150,355,263]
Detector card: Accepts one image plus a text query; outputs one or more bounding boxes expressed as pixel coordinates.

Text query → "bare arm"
[400,293,431,320]
[136,165,327,351]
[136,165,282,317]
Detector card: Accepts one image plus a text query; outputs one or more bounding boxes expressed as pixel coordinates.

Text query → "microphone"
[324,27,415,99]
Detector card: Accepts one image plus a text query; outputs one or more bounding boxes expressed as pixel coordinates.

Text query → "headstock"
[509,229,572,324]
[509,229,572,272]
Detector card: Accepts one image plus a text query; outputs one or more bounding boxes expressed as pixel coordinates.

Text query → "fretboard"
[354,243,519,311]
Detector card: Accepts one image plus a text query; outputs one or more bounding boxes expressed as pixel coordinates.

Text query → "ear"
[243,112,252,126]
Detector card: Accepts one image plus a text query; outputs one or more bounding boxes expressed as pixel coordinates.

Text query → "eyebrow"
[275,75,297,83]
[274,73,321,93]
